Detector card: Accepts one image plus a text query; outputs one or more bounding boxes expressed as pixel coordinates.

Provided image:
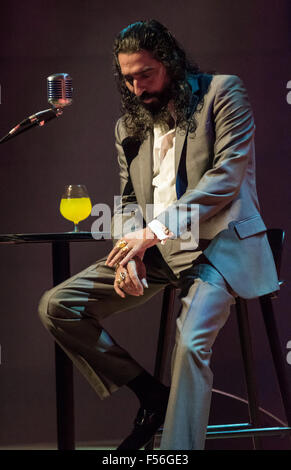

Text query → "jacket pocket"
[234,215,267,239]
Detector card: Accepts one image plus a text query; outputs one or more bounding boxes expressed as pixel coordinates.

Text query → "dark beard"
[131,84,174,133]
[133,101,173,136]
[138,82,172,115]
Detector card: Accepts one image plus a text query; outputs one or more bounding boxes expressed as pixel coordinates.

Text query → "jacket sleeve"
[154,75,256,237]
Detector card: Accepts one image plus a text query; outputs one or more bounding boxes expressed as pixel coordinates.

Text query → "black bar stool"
[145,228,291,449]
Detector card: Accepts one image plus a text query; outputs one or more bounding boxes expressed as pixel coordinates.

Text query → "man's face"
[118,50,172,114]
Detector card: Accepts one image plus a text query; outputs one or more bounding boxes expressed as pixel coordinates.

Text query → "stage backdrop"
[0,0,290,450]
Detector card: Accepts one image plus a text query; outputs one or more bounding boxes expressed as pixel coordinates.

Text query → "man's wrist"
[145,226,159,246]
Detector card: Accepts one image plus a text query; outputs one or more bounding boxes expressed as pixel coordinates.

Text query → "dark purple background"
[0,0,290,450]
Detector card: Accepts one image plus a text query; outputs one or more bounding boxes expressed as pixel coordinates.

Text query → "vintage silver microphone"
[0,73,73,144]
[47,73,73,108]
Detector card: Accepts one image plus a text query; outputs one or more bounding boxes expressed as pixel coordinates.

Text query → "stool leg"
[236,297,262,450]
[144,286,176,451]
[260,295,291,426]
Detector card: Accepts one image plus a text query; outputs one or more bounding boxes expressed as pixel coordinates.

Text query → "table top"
[0,232,111,244]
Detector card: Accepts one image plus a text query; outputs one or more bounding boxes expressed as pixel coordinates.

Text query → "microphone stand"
[0,107,63,144]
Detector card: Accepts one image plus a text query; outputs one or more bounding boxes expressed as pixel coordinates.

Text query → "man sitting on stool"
[38,20,279,450]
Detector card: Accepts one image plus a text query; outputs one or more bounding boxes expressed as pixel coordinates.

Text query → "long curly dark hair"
[113,19,202,141]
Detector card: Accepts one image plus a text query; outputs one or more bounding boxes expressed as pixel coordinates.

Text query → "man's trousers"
[38,249,236,450]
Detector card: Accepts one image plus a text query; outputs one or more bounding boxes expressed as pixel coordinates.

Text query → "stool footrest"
[155,423,291,439]
[207,422,251,430]
[206,425,291,439]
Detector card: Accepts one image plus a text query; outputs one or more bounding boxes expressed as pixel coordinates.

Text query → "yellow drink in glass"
[60,185,92,232]
[60,197,92,224]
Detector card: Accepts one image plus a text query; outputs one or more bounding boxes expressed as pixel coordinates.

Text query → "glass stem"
[73,223,79,233]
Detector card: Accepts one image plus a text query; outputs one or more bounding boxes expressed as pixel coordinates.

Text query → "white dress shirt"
[148,124,177,242]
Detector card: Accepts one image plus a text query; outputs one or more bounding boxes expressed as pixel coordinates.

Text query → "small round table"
[0,231,110,450]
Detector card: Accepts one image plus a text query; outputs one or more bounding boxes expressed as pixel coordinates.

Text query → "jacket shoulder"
[210,73,247,94]
[115,116,128,142]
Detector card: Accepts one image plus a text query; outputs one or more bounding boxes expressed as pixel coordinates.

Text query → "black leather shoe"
[117,404,168,450]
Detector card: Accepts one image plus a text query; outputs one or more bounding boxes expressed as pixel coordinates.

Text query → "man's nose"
[133,80,145,97]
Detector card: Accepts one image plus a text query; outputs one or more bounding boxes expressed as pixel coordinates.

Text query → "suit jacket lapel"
[174,127,187,176]
[174,76,200,174]
[175,75,200,198]
[129,129,154,216]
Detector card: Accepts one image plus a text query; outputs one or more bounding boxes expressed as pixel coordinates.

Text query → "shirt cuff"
[148,220,171,245]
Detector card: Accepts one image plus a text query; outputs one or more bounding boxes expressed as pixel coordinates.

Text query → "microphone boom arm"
[0,107,63,144]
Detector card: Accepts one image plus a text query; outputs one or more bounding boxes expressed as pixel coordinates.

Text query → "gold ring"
[116,240,128,249]
[121,246,129,253]
[119,271,127,281]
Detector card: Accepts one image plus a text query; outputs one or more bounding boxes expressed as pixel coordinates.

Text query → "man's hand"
[114,256,148,298]
[106,227,159,268]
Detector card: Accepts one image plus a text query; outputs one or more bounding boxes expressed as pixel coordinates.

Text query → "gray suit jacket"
[112,73,279,299]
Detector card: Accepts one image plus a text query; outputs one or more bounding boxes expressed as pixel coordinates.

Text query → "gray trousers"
[38,249,236,450]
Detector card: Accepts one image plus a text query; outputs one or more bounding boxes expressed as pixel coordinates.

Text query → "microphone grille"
[47,73,73,108]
